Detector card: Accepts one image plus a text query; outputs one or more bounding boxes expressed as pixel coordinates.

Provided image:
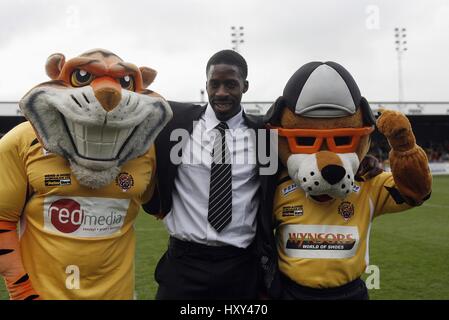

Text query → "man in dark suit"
[143,50,381,300]
[143,50,279,299]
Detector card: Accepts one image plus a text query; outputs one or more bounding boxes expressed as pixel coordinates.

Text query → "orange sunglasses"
[268,125,374,154]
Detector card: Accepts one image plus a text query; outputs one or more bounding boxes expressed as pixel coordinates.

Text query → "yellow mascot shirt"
[274,169,411,289]
[0,122,156,299]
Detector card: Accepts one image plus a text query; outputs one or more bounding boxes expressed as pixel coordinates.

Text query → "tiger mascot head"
[265,61,377,202]
[19,49,173,189]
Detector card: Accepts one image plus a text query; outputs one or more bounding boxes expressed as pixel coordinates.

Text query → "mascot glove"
[376,109,416,152]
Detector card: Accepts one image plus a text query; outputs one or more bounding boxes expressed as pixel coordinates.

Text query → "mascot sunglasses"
[268,125,374,154]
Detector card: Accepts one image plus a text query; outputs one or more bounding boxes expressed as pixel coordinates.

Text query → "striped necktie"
[207,121,232,232]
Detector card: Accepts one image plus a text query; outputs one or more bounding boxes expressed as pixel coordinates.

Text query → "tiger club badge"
[116,172,134,192]
[338,201,355,221]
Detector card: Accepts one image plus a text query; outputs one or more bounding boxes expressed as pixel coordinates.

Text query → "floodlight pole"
[395,27,407,110]
[231,26,245,52]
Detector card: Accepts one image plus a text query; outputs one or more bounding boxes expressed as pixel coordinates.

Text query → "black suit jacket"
[142,101,281,297]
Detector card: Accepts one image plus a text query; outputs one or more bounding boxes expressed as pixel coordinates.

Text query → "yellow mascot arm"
[0,221,40,300]
[376,110,432,205]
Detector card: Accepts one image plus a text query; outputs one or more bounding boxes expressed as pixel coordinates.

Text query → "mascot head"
[19,49,172,189]
[265,61,376,201]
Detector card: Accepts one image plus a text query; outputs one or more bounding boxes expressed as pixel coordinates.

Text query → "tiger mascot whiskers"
[0,49,172,299]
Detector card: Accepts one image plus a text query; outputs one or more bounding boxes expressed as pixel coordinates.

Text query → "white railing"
[2,101,449,116]
[239,101,449,116]
[383,162,449,176]
[0,102,22,116]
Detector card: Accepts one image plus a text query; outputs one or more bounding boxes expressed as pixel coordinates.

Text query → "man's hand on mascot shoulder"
[355,154,383,182]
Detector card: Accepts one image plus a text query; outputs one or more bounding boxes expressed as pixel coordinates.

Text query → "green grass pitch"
[1,176,448,300]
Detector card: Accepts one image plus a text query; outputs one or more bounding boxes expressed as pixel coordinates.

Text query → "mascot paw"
[376,109,415,152]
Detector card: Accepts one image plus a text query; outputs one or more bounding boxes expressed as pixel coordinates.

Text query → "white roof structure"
[0,102,22,116]
[2,101,449,117]
[368,102,449,116]
[242,101,449,116]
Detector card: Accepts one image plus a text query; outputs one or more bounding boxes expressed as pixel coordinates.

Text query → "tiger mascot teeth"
[20,48,172,189]
[0,49,172,300]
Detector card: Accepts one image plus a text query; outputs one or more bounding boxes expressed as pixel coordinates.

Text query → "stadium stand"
[2,100,448,174]
[0,102,26,138]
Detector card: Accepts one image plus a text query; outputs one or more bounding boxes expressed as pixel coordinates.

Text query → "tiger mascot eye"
[0,49,172,299]
[265,61,432,299]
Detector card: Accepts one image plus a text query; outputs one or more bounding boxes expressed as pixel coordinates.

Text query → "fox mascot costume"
[265,61,432,299]
[0,49,172,299]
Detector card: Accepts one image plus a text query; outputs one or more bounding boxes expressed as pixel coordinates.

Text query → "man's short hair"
[206,50,248,80]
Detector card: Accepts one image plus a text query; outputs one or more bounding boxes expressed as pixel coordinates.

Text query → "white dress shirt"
[163,104,260,248]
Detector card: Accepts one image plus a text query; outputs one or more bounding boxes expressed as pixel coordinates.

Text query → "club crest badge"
[338,201,355,221]
[116,172,134,192]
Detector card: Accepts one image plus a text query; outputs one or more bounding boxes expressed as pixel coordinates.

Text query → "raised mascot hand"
[376,109,431,205]
[377,109,415,152]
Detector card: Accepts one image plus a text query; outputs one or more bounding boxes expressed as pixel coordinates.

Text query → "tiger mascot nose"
[91,77,122,111]
[316,151,346,185]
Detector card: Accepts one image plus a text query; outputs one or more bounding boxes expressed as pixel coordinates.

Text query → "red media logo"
[49,199,84,233]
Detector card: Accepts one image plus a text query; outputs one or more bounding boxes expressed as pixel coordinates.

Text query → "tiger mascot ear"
[140,66,157,88]
[45,53,66,80]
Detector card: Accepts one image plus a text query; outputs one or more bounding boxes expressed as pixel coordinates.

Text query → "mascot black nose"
[321,165,346,185]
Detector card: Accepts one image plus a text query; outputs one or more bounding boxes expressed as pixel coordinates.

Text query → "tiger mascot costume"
[0,49,172,299]
[265,61,432,299]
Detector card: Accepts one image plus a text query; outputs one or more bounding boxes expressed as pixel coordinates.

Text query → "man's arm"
[355,154,384,182]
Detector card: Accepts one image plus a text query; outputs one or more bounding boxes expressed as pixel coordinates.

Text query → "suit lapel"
[162,103,206,195]
[186,104,206,134]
